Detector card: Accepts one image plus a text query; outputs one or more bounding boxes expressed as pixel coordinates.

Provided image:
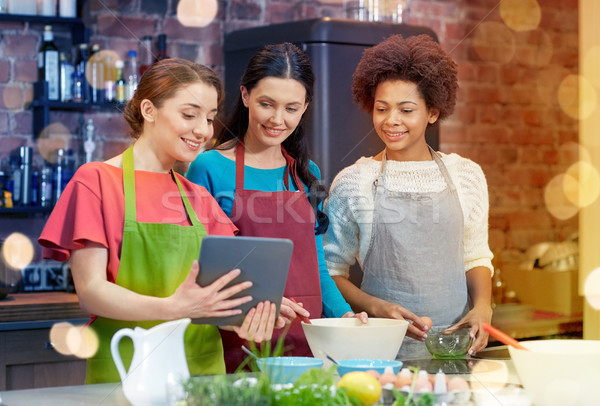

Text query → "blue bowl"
[336,359,403,376]
[256,356,324,384]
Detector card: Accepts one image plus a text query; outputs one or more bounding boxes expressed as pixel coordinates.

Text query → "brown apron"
[220,143,323,372]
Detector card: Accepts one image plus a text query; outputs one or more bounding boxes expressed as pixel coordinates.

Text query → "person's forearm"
[76,279,176,321]
[466,266,492,309]
[332,275,383,315]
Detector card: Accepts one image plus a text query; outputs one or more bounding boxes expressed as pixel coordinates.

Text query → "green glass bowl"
[425,327,473,359]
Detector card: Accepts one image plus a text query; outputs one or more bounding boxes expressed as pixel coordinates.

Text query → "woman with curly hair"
[323,34,494,359]
[187,43,367,372]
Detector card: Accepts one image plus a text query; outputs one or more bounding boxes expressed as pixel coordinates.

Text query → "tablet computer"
[192,235,293,326]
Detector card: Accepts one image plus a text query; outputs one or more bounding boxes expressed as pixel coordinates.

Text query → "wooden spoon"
[482,323,529,351]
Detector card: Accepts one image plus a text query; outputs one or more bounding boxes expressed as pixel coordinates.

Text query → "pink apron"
[220,143,323,372]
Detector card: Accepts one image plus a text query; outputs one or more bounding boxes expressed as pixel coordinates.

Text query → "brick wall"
[0,0,580,266]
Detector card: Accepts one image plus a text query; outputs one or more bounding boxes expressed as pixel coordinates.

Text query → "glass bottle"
[125,50,138,100]
[89,44,105,104]
[139,35,153,76]
[74,43,90,103]
[38,25,60,101]
[155,34,168,62]
[59,52,74,102]
[115,60,126,104]
[104,55,115,103]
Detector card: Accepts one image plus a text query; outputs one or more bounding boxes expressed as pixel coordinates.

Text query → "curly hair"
[352,34,458,122]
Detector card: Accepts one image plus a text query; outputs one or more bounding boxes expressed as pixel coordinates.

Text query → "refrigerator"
[223,17,439,185]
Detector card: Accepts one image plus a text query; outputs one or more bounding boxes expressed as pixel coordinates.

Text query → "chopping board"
[0,292,88,322]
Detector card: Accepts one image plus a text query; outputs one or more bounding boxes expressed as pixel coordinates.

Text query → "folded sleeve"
[38,168,108,262]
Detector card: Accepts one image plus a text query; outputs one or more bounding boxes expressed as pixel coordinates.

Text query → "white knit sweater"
[323,153,494,278]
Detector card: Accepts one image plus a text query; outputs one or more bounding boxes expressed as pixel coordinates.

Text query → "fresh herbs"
[182,366,353,406]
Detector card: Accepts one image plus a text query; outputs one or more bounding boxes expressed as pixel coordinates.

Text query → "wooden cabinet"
[0,292,89,390]
[0,326,86,390]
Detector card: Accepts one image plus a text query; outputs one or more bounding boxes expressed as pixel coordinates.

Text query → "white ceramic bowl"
[508,339,600,406]
[301,318,408,367]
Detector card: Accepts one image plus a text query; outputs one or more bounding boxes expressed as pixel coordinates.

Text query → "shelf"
[0,206,52,216]
[32,81,125,138]
[0,14,87,43]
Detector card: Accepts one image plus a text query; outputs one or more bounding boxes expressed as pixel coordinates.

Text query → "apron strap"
[171,171,202,227]
[234,143,302,192]
[122,144,201,226]
[428,145,456,192]
[122,145,137,222]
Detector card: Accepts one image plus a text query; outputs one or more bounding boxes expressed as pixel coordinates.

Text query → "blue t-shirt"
[187,149,352,318]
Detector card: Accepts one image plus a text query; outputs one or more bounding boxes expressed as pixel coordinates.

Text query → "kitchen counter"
[0,292,88,324]
[0,355,521,406]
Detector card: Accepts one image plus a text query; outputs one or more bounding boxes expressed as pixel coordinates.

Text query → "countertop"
[0,353,521,406]
[0,292,89,329]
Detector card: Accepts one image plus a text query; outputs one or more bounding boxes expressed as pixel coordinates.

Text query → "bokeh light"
[535,67,570,107]
[177,0,218,28]
[564,161,600,208]
[514,29,553,68]
[499,0,542,32]
[584,268,600,310]
[558,142,592,166]
[469,359,509,390]
[50,322,74,356]
[86,50,120,92]
[1,232,34,270]
[472,22,516,64]
[544,174,579,220]
[36,122,70,163]
[67,325,99,358]
[50,322,99,358]
[557,74,597,120]
[582,46,600,90]
[2,86,23,110]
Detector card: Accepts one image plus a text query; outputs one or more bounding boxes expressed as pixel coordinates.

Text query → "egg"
[414,377,433,393]
[420,316,433,332]
[365,369,380,379]
[394,375,412,389]
[447,376,470,392]
[378,372,397,386]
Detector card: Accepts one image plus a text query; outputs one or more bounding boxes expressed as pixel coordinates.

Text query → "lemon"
[337,371,382,406]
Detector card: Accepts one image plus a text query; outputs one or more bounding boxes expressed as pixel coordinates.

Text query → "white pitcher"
[111,318,191,406]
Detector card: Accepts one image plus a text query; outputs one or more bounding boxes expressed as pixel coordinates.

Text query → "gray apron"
[361,146,470,360]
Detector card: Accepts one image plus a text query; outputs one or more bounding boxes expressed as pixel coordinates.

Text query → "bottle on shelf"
[83,118,96,164]
[59,52,74,102]
[89,44,105,104]
[38,166,53,208]
[53,148,75,205]
[155,34,168,62]
[18,146,33,206]
[115,60,126,104]
[104,54,116,103]
[74,43,90,103]
[139,35,153,77]
[38,25,60,101]
[125,50,138,100]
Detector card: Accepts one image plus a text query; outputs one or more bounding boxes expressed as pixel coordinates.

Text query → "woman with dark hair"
[324,34,494,360]
[187,43,366,371]
[39,58,277,383]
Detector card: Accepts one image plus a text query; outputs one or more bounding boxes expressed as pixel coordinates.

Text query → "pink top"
[39,162,237,283]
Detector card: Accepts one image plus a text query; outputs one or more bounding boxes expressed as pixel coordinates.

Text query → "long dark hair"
[215,43,328,234]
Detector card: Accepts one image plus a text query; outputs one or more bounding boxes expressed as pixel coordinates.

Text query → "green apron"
[85,145,225,384]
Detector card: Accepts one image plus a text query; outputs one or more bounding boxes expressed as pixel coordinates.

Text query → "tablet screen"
[192,235,293,326]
